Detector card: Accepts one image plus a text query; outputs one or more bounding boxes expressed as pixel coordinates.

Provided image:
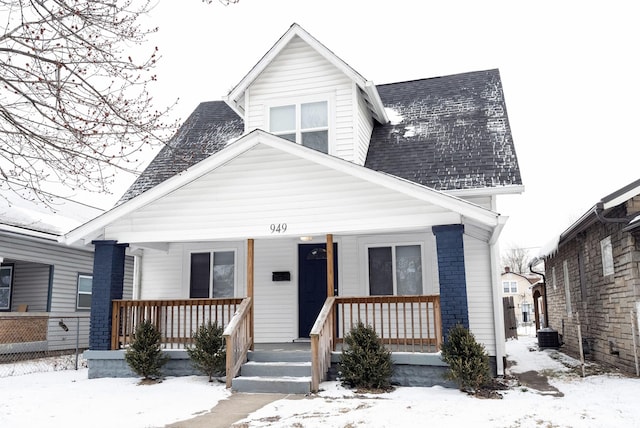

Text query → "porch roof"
[63,130,503,246]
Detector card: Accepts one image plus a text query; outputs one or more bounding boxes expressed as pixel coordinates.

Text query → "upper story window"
[269,101,328,153]
[502,280,517,293]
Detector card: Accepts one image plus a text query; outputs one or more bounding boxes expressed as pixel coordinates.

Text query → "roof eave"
[446,184,525,198]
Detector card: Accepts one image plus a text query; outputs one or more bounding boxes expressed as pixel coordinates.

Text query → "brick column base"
[90,240,128,350]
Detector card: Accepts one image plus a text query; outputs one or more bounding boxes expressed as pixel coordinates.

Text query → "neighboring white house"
[501,267,540,326]
[64,23,523,386]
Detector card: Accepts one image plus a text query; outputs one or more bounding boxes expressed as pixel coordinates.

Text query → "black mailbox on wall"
[272,271,291,282]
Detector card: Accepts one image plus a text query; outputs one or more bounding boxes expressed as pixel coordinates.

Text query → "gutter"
[594,202,634,224]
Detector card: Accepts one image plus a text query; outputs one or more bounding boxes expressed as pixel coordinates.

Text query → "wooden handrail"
[222,297,253,388]
[310,296,336,392]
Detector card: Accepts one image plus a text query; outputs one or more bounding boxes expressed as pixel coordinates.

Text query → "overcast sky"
[100,0,639,256]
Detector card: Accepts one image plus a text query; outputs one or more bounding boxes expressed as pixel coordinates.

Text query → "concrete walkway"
[165,392,303,428]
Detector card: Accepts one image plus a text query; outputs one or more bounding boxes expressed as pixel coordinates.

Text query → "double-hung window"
[190,251,236,298]
[270,101,329,153]
[502,281,517,293]
[77,274,93,310]
[368,244,423,295]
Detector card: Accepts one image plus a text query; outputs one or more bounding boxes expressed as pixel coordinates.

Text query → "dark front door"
[298,243,338,338]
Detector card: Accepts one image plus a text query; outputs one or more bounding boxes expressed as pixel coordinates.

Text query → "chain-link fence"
[0,313,88,377]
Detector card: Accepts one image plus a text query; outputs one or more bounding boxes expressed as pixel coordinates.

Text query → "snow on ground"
[1,334,640,427]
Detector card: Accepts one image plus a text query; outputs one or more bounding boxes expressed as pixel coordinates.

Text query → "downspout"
[594,202,633,224]
[489,215,508,376]
[528,257,547,328]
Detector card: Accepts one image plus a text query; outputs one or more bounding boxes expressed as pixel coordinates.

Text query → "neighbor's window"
[0,265,14,311]
[270,101,328,153]
[190,251,235,298]
[502,281,518,293]
[600,236,614,276]
[368,244,423,295]
[77,274,93,310]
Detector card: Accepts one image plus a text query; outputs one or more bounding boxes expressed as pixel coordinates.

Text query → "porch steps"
[231,349,313,394]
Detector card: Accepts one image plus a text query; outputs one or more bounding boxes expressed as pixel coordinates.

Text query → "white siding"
[246,36,361,162]
[139,241,246,300]
[354,89,375,165]
[338,236,359,296]
[139,244,186,299]
[464,233,496,355]
[106,144,459,243]
[254,239,298,342]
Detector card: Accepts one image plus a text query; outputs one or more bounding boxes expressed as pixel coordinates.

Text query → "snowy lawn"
[1,334,640,427]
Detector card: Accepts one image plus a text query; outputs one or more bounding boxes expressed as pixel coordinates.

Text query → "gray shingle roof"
[366,69,521,191]
[119,69,521,203]
[119,101,243,202]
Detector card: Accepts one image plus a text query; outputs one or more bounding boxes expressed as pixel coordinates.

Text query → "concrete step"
[241,361,312,377]
[232,349,314,393]
[248,350,311,363]
[232,375,312,394]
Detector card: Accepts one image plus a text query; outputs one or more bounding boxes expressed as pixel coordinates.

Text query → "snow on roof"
[384,107,403,125]
[0,191,104,236]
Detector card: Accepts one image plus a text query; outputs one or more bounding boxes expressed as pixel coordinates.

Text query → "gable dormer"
[223,23,387,165]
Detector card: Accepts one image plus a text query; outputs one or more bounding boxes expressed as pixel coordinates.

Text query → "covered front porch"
[68,132,506,391]
[107,282,443,391]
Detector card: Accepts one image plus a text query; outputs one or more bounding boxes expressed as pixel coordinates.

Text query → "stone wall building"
[540,179,640,375]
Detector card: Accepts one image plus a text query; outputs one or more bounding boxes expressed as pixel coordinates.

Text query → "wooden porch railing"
[310,296,336,392]
[335,295,442,352]
[111,298,244,350]
[310,295,442,392]
[222,297,253,388]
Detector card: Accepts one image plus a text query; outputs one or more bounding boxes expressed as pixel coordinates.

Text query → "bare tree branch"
[0,0,238,207]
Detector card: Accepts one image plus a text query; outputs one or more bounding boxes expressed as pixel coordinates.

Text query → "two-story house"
[64,23,523,392]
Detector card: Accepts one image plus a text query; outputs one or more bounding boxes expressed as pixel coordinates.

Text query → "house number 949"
[270,223,287,233]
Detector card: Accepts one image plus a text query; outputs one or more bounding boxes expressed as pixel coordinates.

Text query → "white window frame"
[502,280,518,293]
[76,273,93,310]
[600,236,614,276]
[551,266,557,291]
[365,242,425,296]
[266,93,334,153]
[187,249,238,298]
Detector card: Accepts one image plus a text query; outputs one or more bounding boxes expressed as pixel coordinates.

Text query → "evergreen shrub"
[124,320,168,380]
[187,321,226,382]
[440,324,491,392]
[339,322,393,391]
